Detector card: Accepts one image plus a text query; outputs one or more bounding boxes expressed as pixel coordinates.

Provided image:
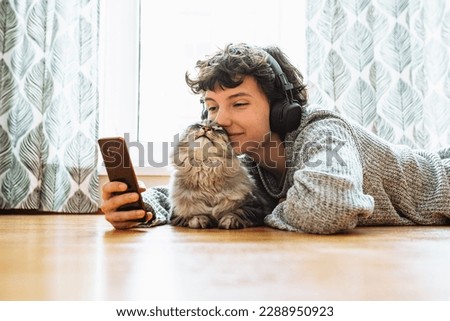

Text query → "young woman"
[101,43,450,234]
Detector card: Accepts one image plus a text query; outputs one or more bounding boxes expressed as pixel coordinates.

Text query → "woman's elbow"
[283,198,374,235]
[296,211,360,234]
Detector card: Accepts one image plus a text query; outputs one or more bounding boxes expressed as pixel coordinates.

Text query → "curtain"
[306,0,450,150]
[0,0,99,213]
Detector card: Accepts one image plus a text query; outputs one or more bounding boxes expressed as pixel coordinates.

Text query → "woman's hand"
[101,181,153,229]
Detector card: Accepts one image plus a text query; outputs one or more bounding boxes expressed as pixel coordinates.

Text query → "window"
[99,0,307,174]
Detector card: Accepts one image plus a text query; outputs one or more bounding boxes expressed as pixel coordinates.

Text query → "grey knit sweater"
[141,105,450,234]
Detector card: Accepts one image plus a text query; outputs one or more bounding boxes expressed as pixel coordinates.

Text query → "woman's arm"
[139,186,172,227]
[266,118,375,234]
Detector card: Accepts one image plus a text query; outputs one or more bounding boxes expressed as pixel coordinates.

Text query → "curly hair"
[185,43,308,108]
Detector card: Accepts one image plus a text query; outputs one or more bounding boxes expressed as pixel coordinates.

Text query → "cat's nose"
[202,126,211,132]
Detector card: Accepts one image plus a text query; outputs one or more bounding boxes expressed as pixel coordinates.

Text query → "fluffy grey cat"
[169,120,270,229]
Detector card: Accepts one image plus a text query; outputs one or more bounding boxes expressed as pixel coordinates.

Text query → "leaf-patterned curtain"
[0,0,99,213]
[307,0,450,150]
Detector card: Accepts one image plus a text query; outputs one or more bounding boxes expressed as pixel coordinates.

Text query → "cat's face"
[172,120,235,169]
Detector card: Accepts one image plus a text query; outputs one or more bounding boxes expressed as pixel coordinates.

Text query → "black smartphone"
[98,137,146,221]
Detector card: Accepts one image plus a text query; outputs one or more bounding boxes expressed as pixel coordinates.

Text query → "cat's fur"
[169,120,270,229]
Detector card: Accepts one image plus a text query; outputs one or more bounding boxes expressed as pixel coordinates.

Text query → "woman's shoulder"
[302,104,347,124]
[286,104,356,141]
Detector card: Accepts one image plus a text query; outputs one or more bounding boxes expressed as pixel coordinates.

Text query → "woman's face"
[203,76,272,154]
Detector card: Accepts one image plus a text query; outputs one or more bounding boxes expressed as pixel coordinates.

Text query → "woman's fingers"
[105,209,146,223]
[102,181,128,199]
[101,181,151,229]
[138,180,146,193]
[102,192,140,213]
[105,210,153,229]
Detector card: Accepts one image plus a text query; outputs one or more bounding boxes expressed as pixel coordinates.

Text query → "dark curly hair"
[185,43,308,109]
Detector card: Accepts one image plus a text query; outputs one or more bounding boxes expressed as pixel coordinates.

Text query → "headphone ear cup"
[201,108,208,120]
[270,100,302,135]
[285,101,302,131]
[269,101,286,134]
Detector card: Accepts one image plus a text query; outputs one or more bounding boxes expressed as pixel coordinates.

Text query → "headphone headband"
[266,53,294,92]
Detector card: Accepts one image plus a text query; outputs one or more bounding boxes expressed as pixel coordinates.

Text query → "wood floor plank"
[1,215,449,300]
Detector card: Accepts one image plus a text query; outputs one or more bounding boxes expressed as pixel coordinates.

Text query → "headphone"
[200,99,208,121]
[201,52,302,136]
[266,53,302,135]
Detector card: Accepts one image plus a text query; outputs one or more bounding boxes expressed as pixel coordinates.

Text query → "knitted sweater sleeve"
[265,118,375,234]
[138,186,171,227]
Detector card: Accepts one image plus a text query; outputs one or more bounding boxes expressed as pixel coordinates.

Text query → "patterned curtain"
[0,0,99,213]
[306,0,450,150]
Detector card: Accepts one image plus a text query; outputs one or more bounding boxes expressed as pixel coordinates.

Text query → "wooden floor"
[1,214,450,301]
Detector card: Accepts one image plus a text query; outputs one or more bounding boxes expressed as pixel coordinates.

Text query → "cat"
[169,119,270,229]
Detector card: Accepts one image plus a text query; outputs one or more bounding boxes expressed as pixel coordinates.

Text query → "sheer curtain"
[307,0,450,150]
[0,0,99,212]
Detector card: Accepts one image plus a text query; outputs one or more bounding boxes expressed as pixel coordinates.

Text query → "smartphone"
[98,137,146,221]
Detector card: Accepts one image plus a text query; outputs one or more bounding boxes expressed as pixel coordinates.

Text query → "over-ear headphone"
[201,98,208,120]
[266,52,302,136]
